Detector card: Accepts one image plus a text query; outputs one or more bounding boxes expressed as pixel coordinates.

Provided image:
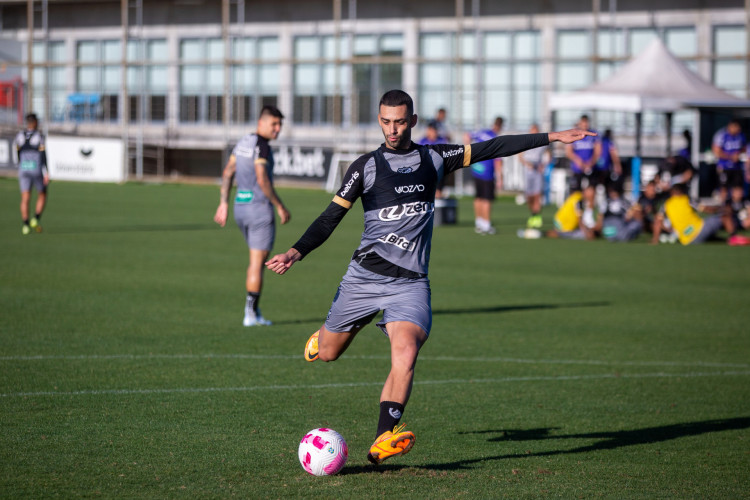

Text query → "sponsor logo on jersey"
[235,146,255,158]
[378,232,416,251]
[397,166,413,173]
[378,201,434,221]
[441,147,463,158]
[340,171,360,197]
[394,184,425,194]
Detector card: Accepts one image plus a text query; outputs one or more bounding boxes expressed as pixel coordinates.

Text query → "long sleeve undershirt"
[292,133,551,258]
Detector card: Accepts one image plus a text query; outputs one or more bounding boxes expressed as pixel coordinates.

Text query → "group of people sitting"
[547,153,750,246]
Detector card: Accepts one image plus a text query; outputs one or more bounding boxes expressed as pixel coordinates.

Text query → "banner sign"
[272,145,333,183]
[46,136,124,183]
[0,137,14,168]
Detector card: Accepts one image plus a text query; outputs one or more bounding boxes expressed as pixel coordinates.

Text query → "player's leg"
[244,248,271,325]
[367,320,427,465]
[30,178,47,232]
[315,324,363,362]
[20,190,31,234]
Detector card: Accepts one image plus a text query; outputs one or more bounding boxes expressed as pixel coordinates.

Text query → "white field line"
[0,353,748,369]
[2,370,750,398]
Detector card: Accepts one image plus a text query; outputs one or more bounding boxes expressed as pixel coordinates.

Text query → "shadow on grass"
[271,301,610,326]
[48,222,218,234]
[339,417,750,474]
[432,301,609,316]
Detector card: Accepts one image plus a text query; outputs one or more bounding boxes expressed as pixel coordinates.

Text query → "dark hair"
[604,129,613,140]
[580,114,590,121]
[25,113,38,122]
[426,120,438,130]
[259,105,284,120]
[494,116,504,129]
[379,90,414,116]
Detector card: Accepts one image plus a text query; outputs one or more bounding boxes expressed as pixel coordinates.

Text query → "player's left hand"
[43,175,50,186]
[277,205,291,224]
[549,129,597,144]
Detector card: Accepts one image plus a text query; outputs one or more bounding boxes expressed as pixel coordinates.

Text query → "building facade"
[0,0,746,180]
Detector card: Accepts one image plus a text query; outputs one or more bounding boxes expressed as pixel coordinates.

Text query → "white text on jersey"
[394,184,425,194]
[378,201,434,221]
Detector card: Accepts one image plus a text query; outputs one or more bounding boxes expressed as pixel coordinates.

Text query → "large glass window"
[179,38,225,123]
[31,41,67,122]
[714,26,747,98]
[228,36,280,124]
[352,34,402,125]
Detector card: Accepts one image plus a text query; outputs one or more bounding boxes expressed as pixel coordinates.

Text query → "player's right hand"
[214,203,228,227]
[266,249,301,275]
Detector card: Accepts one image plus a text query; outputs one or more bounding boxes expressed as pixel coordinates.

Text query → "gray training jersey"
[334,142,466,275]
[232,133,274,207]
[15,130,46,175]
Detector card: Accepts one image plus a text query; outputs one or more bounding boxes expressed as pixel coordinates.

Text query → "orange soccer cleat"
[304,330,319,362]
[366,423,415,465]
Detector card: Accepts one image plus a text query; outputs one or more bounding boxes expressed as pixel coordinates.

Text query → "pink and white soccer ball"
[298,428,348,476]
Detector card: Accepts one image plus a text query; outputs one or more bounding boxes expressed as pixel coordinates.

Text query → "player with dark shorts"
[266,90,593,466]
[214,105,290,327]
[16,113,49,235]
[712,120,747,199]
[468,117,504,234]
[565,114,600,190]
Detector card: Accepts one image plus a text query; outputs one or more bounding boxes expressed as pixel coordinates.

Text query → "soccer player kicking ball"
[266,90,593,465]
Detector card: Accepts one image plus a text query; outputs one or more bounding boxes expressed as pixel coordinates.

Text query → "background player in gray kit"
[16,113,49,235]
[214,105,291,327]
[266,90,593,465]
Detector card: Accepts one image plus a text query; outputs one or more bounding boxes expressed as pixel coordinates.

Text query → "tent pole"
[665,111,673,157]
[632,111,643,199]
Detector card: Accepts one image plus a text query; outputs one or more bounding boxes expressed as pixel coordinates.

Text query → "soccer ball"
[298,428,348,476]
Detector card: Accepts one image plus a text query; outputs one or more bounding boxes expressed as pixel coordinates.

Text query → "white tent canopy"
[549,38,749,113]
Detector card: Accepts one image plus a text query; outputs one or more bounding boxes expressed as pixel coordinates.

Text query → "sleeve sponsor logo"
[235,146,255,158]
[378,201,434,221]
[441,147,463,158]
[339,171,359,197]
[377,232,416,252]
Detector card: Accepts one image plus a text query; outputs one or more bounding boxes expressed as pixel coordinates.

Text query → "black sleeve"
[470,133,549,165]
[292,202,349,258]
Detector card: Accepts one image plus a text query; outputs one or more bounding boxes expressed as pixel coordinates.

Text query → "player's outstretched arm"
[266,248,302,275]
[549,129,597,144]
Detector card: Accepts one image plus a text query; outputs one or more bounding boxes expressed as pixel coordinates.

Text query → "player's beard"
[383,129,411,150]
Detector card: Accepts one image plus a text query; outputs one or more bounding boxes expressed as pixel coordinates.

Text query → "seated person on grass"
[602,184,643,242]
[636,180,664,234]
[652,183,732,245]
[547,184,602,240]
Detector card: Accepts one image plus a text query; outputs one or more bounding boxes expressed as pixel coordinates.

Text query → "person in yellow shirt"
[652,183,731,245]
[546,184,602,240]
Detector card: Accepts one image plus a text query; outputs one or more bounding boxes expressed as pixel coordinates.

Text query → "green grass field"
[1,176,749,498]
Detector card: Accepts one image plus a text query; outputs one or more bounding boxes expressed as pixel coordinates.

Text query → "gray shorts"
[234,202,275,251]
[558,228,586,240]
[19,171,46,193]
[525,167,544,196]
[603,216,642,242]
[690,215,723,245]
[324,260,432,336]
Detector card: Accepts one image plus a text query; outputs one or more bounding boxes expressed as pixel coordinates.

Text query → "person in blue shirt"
[467,117,504,234]
[565,114,600,191]
[712,119,747,201]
